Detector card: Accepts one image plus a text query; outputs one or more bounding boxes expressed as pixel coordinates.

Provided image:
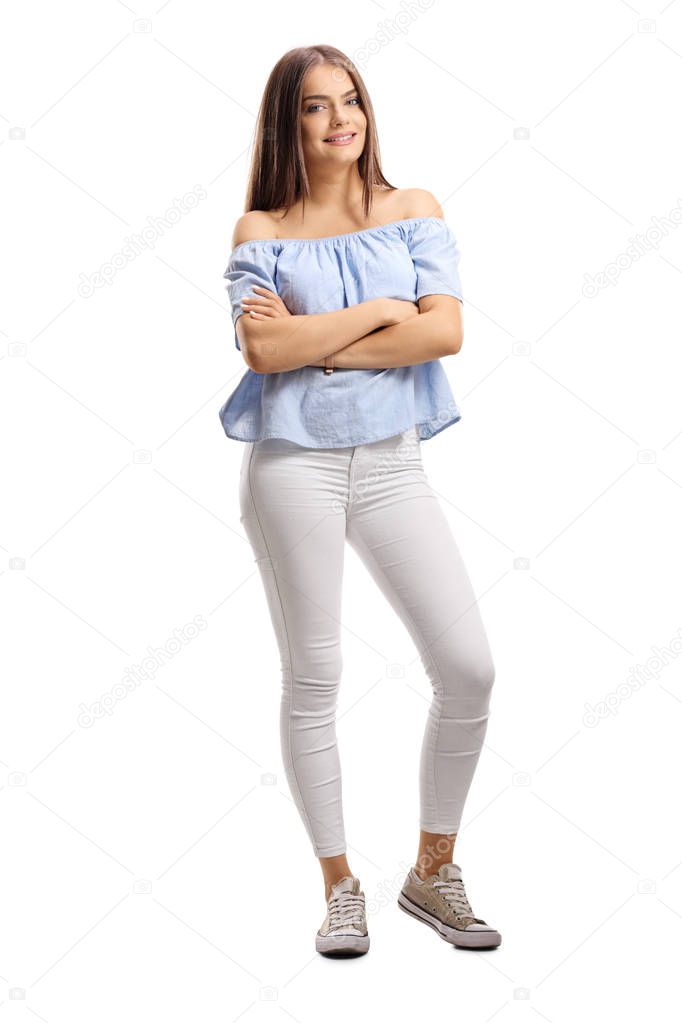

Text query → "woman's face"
[299,64,367,166]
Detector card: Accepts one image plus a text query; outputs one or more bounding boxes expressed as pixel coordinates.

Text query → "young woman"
[219,44,501,958]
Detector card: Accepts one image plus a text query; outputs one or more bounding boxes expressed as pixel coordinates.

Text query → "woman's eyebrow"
[302,88,357,101]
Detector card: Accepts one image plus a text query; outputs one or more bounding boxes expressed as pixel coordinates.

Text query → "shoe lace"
[328,890,365,929]
[432,878,475,920]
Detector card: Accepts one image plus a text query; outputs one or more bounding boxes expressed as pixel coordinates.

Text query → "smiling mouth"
[323,132,357,143]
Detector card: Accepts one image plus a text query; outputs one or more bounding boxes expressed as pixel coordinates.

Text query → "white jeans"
[239,425,495,858]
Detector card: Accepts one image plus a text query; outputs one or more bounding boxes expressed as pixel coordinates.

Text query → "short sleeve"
[408,218,463,304]
[223,240,281,350]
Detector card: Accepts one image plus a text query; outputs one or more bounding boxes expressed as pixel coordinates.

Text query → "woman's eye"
[305,97,360,113]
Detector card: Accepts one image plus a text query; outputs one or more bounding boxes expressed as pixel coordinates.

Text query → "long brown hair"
[244,44,397,221]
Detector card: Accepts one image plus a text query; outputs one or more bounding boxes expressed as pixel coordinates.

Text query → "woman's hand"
[241,286,292,319]
[242,287,326,367]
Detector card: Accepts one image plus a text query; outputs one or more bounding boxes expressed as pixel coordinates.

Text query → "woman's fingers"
[244,303,277,318]
[243,286,291,318]
[244,286,276,306]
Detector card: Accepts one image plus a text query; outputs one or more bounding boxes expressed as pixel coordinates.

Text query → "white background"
[2,0,682,1018]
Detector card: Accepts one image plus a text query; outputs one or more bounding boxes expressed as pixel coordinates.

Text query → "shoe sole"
[315,932,370,957]
[397,891,501,949]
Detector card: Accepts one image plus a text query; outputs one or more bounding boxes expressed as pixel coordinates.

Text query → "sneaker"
[315,876,370,957]
[398,862,501,949]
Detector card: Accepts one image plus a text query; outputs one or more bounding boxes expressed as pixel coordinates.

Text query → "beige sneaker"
[315,876,370,957]
[398,862,501,949]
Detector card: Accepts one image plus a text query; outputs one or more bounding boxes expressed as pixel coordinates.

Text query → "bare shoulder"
[231,210,279,248]
[401,188,445,220]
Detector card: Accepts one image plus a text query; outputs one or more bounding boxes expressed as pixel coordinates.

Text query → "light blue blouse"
[218,216,464,448]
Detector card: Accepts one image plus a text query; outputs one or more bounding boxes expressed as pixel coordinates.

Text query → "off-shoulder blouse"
[218,216,464,448]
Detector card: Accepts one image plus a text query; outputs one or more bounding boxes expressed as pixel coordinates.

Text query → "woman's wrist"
[307,349,346,369]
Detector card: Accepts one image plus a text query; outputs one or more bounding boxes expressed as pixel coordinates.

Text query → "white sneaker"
[315,876,370,956]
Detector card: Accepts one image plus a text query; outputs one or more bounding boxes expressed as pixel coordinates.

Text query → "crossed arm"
[235,288,463,374]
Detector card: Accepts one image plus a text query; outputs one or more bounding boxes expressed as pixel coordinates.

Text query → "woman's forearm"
[310,310,459,370]
[239,298,391,373]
